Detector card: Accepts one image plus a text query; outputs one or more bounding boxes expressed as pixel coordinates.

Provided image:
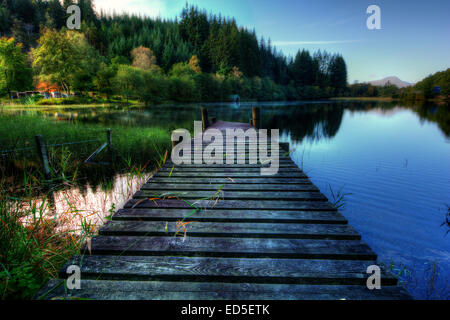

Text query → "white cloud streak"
[94,0,168,17]
[273,40,362,46]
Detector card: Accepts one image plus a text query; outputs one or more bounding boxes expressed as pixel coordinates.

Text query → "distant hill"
[369,76,413,88]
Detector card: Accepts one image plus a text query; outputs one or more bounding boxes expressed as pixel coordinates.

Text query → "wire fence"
[0,139,100,155]
[0,129,113,173]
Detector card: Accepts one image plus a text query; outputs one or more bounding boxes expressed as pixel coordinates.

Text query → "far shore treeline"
[0,1,448,105]
[0,0,349,104]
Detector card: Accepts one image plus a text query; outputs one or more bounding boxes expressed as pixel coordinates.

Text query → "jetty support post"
[201,108,209,131]
[252,107,260,129]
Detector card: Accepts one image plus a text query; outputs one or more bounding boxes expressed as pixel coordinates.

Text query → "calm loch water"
[281,104,449,299]
[2,101,449,299]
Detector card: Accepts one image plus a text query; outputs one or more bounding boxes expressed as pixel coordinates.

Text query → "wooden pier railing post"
[201,108,209,131]
[252,107,260,129]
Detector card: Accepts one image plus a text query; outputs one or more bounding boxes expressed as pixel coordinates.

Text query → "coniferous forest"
[0,0,349,103]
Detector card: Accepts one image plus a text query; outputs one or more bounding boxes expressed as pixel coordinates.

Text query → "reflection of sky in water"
[285,108,449,299]
[23,174,148,235]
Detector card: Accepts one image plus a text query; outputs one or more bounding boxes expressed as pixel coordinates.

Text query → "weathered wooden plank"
[169,160,295,166]
[37,279,412,300]
[153,171,307,178]
[164,162,298,168]
[148,177,312,184]
[124,199,336,211]
[99,221,360,240]
[158,167,302,173]
[83,236,377,260]
[133,190,326,201]
[58,255,398,286]
[174,156,292,164]
[112,209,347,224]
[187,148,287,153]
[142,183,318,192]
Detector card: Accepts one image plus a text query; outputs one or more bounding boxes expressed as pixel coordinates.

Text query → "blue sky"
[94,0,450,84]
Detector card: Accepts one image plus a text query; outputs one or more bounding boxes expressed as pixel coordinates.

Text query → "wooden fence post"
[252,107,260,129]
[35,135,51,181]
[107,128,113,164]
[35,134,56,212]
[201,108,209,131]
[107,129,112,149]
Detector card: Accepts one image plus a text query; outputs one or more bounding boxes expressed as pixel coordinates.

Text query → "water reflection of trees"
[261,104,344,143]
[6,101,448,143]
[412,103,450,137]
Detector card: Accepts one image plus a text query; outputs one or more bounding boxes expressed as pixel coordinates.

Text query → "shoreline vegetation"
[0,114,170,299]
[1,95,448,109]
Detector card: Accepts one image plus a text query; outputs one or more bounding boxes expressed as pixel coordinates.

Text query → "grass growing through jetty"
[328,184,352,209]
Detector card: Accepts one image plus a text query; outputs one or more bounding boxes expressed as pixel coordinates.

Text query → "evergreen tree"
[291,49,314,87]
[46,0,66,29]
[329,54,347,96]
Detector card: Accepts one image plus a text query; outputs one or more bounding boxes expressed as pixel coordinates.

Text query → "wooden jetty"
[37,112,411,300]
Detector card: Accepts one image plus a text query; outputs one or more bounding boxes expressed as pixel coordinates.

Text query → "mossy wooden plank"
[124,199,336,211]
[133,190,326,201]
[99,221,360,240]
[59,255,398,285]
[84,236,377,260]
[112,208,347,224]
[142,183,318,192]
